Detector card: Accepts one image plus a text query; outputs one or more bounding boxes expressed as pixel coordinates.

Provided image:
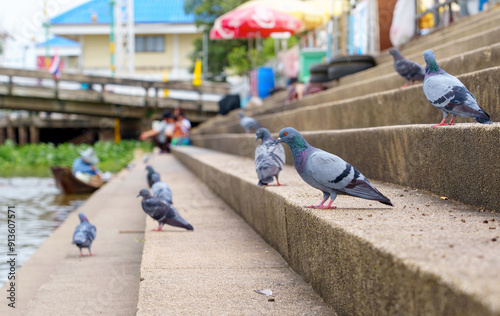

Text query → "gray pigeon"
[423,50,492,127]
[137,189,193,231]
[255,128,286,186]
[389,48,425,88]
[239,110,261,134]
[145,165,156,188]
[151,172,173,204]
[72,212,97,256]
[276,128,393,209]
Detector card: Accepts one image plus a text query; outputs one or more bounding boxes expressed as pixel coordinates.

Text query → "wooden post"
[7,75,12,95]
[18,126,28,146]
[6,125,15,143]
[0,128,5,144]
[29,125,40,144]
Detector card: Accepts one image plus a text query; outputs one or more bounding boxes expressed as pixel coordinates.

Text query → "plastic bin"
[299,49,326,83]
[256,67,275,98]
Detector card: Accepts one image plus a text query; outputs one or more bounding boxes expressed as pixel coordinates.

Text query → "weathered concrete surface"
[137,154,333,315]
[173,146,500,316]
[0,160,146,315]
[193,67,500,135]
[191,124,500,211]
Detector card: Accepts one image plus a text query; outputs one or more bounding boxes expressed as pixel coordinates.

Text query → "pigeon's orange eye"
[283,132,288,136]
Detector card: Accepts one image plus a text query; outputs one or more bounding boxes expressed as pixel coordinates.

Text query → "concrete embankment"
[0,161,146,315]
[137,154,333,315]
[191,124,500,211]
[173,146,500,316]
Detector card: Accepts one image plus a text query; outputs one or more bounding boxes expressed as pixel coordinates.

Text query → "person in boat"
[139,111,175,153]
[72,147,101,183]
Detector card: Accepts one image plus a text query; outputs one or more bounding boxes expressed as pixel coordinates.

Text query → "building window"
[135,36,164,52]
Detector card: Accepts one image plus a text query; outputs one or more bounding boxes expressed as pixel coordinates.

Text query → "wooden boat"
[51,167,102,194]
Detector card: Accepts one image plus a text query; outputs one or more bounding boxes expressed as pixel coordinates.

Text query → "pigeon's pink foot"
[89,252,94,256]
[305,205,333,209]
[399,82,409,89]
[432,117,450,128]
[325,200,337,209]
[79,253,86,257]
[448,115,457,125]
[152,227,163,231]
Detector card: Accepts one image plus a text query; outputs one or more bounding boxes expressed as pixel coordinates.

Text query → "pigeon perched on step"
[239,110,261,134]
[137,189,193,231]
[389,48,425,88]
[151,172,173,204]
[276,128,393,209]
[72,212,97,256]
[145,165,156,188]
[255,128,286,186]
[423,50,492,127]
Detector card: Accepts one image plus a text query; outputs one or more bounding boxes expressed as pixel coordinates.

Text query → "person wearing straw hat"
[72,147,101,183]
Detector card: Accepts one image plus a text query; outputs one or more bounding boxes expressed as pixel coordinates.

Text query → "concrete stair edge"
[190,124,500,212]
[193,66,500,136]
[171,146,500,316]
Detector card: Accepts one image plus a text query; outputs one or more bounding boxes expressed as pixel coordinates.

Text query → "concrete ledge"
[172,146,500,315]
[193,67,500,136]
[191,124,500,211]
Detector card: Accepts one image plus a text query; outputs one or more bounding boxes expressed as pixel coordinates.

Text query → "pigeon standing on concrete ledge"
[151,172,173,204]
[276,128,393,209]
[423,50,492,127]
[239,110,261,134]
[137,189,193,231]
[389,48,425,88]
[145,165,156,188]
[72,212,97,256]
[255,128,286,186]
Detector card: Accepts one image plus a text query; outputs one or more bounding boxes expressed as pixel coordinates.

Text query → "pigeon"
[145,165,156,188]
[151,172,173,204]
[389,48,425,88]
[423,50,492,127]
[276,128,393,209]
[239,110,261,134]
[72,212,97,256]
[137,189,193,231]
[255,128,286,186]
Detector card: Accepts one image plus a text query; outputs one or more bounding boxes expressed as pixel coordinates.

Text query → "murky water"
[0,177,89,287]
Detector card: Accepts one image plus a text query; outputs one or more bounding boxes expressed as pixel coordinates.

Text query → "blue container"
[257,67,275,98]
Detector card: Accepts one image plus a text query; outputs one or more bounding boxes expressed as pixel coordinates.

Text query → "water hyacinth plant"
[0,140,153,177]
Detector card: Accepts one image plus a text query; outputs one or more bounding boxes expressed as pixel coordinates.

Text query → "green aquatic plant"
[0,140,153,177]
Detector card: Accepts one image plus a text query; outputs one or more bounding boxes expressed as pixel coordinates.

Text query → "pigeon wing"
[152,182,173,204]
[142,198,170,221]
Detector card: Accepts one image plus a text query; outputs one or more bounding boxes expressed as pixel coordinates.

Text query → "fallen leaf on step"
[254,289,273,296]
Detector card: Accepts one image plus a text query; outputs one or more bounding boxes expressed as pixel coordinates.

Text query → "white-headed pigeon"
[255,128,286,186]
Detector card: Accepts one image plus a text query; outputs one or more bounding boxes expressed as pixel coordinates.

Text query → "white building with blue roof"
[49,0,200,79]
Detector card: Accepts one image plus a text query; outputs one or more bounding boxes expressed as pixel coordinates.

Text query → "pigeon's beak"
[276,137,282,144]
[136,194,141,198]
[255,136,258,142]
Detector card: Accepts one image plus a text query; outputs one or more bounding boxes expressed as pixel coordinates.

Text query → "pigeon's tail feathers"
[258,179,272,186]
[73,231,87,245]
[186,224,194,231]
[343,178,393,206]
[379,199,394,206]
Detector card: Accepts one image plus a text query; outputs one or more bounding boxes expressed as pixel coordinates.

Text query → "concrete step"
[257,43,500,119]
[137,154,333,314]
[172,146,500,316]
[193,66,500,135]
[190,124,500,211]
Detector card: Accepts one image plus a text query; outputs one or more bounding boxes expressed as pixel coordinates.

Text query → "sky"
[0,0,88,68]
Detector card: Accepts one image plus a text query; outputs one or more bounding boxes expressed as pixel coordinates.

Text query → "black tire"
[327,62,375,80]
[309,63,329,75]
[309,74,330,83]
[328,55,375,66]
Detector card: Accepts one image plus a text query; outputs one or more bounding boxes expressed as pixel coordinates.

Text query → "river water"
[0,177,89,287]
